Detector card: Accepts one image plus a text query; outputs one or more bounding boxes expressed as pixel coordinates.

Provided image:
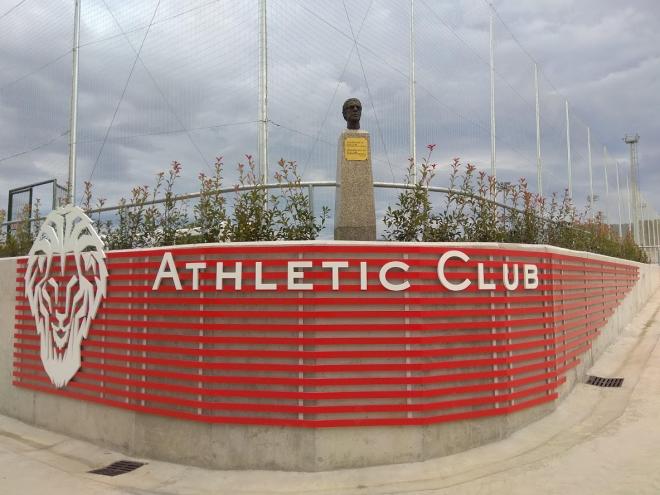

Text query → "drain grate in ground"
[586,375,624,388]
[89,460,146,476]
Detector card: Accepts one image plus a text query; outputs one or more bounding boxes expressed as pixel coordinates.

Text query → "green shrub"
[383,153,649,263]
[0,201,41,257]
[195,157,231,243]
[59,154,328,250]
[272,158,329,240]
[383,147,436,242]
[230,155,276,242]
[0,151,650,264]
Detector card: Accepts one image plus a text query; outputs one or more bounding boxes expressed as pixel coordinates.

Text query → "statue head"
[24,205,108,388]
[342,98,362,130]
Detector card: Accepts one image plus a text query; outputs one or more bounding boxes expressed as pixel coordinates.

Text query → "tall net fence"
[0,0,658,257]
[0,0,72,218]
[75,0,259,202]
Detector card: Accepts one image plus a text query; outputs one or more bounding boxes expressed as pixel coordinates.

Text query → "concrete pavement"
[2,288,660,495]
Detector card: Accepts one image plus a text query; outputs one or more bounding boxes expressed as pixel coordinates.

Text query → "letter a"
[153,252,182,290]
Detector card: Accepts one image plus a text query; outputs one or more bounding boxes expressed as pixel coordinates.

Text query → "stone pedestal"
[334,130,376,240]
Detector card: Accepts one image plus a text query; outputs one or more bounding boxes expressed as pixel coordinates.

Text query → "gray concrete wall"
[0,257,34,423]
[556,249,660,398]
[1,245,658,472]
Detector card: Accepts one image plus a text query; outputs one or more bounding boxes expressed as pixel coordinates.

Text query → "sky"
[0,0,658,230]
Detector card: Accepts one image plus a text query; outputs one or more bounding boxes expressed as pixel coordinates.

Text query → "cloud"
[0,0,659,230]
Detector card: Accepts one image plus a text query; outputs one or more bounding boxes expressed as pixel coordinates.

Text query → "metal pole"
[642,205,647,253]
[565,99,572,197]
[28,188,33,222]
[655,215,659,263]
[409,0,417,181]
[634,145,641,245]
[6,192,12,234]
[534,63,542,195]
[67,0,81,205]
[629,140,636,242]
[651,211,655,260]
[655,215,659,259]
[602,145,609,223]
[652,213,656,261]
[489,13,496,178]
[587,127,593,216]
[641,200,647,247]
[615,161,623,237]
[652,211,658,261]
[625,134,640,244]
[258,0,268,184]
[307,184,314,218]
[652,214,655,261]
[52,180,57,210]
[645,203,649,247]
[626,174,632,237]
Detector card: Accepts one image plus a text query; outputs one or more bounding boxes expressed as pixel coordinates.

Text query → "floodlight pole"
[67,0,81,205]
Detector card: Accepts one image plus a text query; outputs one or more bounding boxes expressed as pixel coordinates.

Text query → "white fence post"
[587,127,593,215]
[67,0,82,205]
[409,0,417,181]
[535,63,542,195]
[615,161,623,237]
[258,0,269,184]
[565,100,572,198]
[489,13,496,178]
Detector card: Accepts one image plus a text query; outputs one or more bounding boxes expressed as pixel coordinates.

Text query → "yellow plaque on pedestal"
[344,137,369,161]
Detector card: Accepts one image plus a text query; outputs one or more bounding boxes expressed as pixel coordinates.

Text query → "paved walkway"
[2,289,660,495]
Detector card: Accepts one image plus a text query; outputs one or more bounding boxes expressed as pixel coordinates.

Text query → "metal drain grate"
[89,460,145,476]
[586,376,624,388]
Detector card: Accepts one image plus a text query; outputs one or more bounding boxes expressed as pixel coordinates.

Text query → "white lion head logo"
[24,205,108,388]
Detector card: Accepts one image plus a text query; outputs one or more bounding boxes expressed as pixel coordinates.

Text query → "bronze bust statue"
[342,98,362,130]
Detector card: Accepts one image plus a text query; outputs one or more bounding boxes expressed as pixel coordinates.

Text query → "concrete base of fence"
[0,382,552,471]
[1,242,658,471]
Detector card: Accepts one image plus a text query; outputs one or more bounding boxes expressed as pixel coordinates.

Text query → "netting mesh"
[0,0,657,248]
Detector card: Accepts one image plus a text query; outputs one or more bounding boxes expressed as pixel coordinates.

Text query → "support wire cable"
[86,0,162,192]
[297,3,408,83]
[0,50,72,92]
[420,0,535,111]
[480,1,596,173]
[483,1,552,87]
[269,120,334,147]
[483,0,571,107]
[0,131,68,163]
[300,0,374,176]
[299,0,541,169]
[341,0,395,182]
[78,0,221,50]
[0,0,27,22]
[101,0,212,172]
[75,120,259,145]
